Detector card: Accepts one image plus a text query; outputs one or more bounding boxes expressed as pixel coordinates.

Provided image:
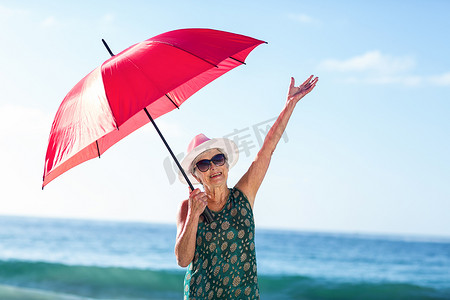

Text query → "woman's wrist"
[187,209,202,224]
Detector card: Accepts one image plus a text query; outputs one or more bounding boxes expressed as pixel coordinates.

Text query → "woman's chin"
[208,174,227,186]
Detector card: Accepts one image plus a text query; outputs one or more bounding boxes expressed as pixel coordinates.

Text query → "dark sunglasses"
[195,153,226,172]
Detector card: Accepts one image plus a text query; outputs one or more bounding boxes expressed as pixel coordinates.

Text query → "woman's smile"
[210,172,222,179]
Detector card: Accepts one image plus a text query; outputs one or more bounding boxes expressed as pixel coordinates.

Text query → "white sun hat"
[179,133,239,185]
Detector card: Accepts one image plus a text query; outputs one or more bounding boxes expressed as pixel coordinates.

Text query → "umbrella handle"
[143,108,214,224]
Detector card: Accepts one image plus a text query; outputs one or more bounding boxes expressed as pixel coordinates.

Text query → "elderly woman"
[175,75,318,299]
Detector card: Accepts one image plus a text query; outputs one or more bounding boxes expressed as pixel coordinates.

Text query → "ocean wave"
[0,260,448,300]
[0,260,183,299]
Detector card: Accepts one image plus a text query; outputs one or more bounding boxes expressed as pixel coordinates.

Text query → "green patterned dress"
[184,187,260,299]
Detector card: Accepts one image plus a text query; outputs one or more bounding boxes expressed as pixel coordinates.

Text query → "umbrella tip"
[102,39,115,57]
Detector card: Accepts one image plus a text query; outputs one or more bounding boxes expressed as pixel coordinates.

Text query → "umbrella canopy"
[43,29,265,188]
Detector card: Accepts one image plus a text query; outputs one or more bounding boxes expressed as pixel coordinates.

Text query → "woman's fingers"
[289,75,316,95]
[299,76,318,92]
[287,75,318,103]
[301,75,314,86]
[196,193,207,204]
[289,77,295,89]
[189,188,200,198]
[189,189,208,209]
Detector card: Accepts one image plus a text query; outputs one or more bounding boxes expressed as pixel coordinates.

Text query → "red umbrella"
[42,28,265,222]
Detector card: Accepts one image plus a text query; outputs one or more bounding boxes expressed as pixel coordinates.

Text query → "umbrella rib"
[119,56,180,112]
[96,141,101,158]
[229,56,246,65]
[165,94,179,109]
[152,41,219,68]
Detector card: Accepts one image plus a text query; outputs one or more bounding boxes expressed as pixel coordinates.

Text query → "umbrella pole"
[144,108,214,223]
[102,39,213,223]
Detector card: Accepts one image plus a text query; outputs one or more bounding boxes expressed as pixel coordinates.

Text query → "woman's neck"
[204,184,230,212]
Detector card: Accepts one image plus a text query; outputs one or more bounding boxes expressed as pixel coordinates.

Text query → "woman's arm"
[174,188,207,267]
[236,75,318,208]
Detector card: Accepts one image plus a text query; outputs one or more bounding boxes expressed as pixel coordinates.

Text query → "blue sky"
[1,0,449,237]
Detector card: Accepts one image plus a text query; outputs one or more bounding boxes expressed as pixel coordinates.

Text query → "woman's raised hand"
[287,75,318,105]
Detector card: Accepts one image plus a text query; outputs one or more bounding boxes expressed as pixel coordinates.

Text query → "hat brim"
[178,138,239,185]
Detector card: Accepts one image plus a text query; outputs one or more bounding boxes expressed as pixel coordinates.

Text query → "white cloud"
[0,105,51,141]
[366,75,422,86]
[319,50,415,74]
[97,13,116,34]
[0,105,52,203]
[288,13,316,24]
[41,16,57,27]
[318,51,450,87]
[101,13,115,24]
[340,76,422,86]
[429,72,450,86]
[0,4,28,18]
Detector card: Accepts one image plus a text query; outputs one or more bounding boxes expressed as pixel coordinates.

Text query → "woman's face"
[192,149,229,188]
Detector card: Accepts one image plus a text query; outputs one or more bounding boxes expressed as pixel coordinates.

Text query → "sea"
[0,215,448,300]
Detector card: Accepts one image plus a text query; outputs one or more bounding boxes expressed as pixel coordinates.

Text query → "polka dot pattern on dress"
[183,187,259,299]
